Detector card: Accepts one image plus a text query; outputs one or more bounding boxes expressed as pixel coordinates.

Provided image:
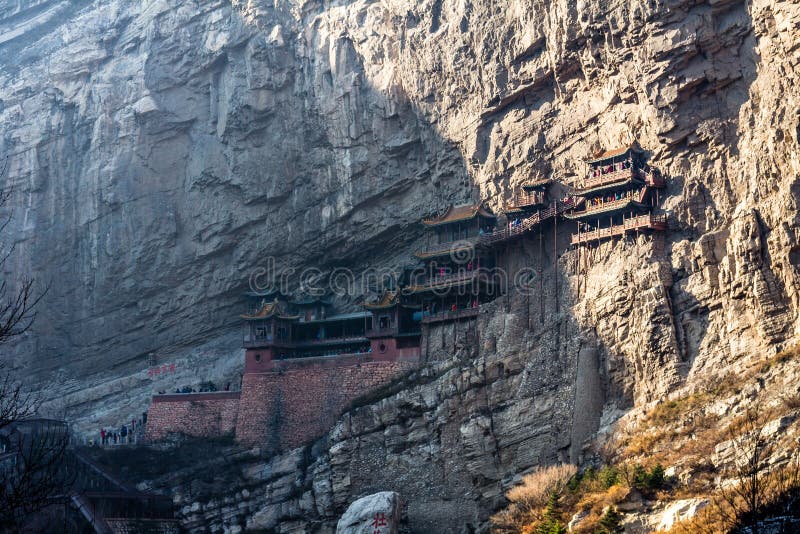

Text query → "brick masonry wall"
[145,392,241,441]
[235,361,414,449]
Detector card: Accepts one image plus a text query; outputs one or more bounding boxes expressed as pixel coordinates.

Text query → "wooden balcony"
[414,236,480,259]
[580,167,641,191]
[578,167,665,194]
[566,189,647,220]
[366,326,399,338]
[406,270,485,294]
[421,307,479,324]
[570,213,668,245]
[243,335,292,349]
[291,336,368,348]
[506,191,546,211]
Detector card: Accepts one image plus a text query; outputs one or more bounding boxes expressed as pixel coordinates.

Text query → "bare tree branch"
[0,154,72,531]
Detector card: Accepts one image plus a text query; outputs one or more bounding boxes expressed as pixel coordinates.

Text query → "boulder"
[336,492,401,534]
[568,509,590,532]
[656,499,709,531]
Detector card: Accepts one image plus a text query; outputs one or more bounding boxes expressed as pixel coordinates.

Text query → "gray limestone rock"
[336,491,401,534]
[1,0,799,531]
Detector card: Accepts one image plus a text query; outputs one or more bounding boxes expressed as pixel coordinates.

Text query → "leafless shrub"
[0,157,70,530]
[491,463,577,531]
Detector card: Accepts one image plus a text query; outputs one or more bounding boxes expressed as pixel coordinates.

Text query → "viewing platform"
[575,168,665,196]
[570,213,667,245]
[243,333,369,349]
[579,167,642,191]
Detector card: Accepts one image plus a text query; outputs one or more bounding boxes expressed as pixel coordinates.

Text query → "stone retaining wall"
[235,361,414,449]
[145,392,241,441]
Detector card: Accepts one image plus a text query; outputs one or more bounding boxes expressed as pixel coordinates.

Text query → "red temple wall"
[369,338,421,363]
[235,360,415,449]
[144,392,240,441]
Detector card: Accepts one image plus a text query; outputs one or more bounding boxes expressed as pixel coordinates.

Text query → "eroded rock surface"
[2,0,800,531]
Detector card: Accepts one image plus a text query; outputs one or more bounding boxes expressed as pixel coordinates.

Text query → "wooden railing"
[581,167,640,190]
[421,307,479,324]
[479,199,576,245]
[570,213,667,245]
[569,189,646,217]
[292,335,368,347]
[408,270,481,292]
[580,167,665,192]
[507,191,545,210]
[243,335,293,349]
[366,326,399,338]
[415,236,479,258]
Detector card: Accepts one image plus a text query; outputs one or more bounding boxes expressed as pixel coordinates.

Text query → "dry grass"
[492,344,800,533]
[491,463,578,532]
[781,392,800,410]
[506,463,578,509]
[670,461,800,534]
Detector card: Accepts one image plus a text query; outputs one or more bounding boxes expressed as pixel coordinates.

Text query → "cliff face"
[2,0,799,530]
[0,0,466,422]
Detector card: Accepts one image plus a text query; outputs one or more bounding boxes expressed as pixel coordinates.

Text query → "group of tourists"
[588,188,637,207]
[590,158,632,178]
[156,381,233,395]
[97,414,146,446]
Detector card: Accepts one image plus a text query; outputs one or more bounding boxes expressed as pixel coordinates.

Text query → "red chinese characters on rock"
[147,363,177,378]
[371,512,388,534]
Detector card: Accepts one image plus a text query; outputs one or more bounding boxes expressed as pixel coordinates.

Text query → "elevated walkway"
[570,213,667,245]
[480,199,577,245]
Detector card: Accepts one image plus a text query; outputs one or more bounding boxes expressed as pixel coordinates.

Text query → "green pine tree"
[596,506,623,534]
[647,464,665,489]
[535,492,567,534]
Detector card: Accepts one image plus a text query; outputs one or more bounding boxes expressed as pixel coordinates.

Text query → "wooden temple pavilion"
[505,177,550,213]
[242,296,371,372]
[567,143,667,245]
[407,203,499,324]
[363,291,422,361]
[414,203,497,260]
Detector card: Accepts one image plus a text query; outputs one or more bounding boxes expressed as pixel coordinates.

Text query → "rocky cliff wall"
[1,0,799,530]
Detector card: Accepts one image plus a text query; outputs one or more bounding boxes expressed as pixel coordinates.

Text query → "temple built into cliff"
[567,144,667,245]
[410,203,498,323]
[145,142,669,449]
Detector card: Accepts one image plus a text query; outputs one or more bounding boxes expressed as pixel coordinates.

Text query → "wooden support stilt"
[554,211,559,315]
[577,241,581,298]
[453,315,457,351]
[539,224,544,324]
